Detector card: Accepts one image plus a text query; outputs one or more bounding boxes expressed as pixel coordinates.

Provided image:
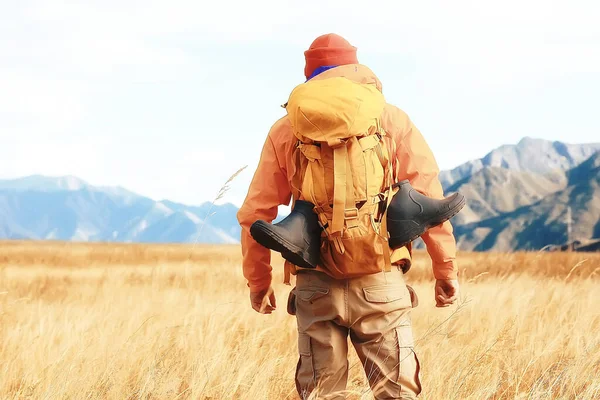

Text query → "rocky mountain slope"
[453,151,600,251]
[439,137,600,189]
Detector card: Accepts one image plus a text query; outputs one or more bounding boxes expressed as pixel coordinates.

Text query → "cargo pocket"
[295,331,316,397]
[362,284,412,312]
[287,287,297,316]
[296,287,329,303]
[396,324,422,397]
[363,284,405,303]
[406,285,419,308]
[295,287,331,330]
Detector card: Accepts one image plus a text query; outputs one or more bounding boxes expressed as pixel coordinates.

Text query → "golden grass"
[1,241,599,399]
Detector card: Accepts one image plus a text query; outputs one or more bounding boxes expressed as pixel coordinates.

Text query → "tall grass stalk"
[190,165,248,252]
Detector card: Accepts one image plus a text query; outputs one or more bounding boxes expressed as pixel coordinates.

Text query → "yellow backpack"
[286,76,397,279]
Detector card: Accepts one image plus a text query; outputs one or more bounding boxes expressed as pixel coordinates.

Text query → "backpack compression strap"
[379,127,395,272]
[331,141,357,235]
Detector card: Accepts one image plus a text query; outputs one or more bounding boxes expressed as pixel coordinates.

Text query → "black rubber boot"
[250,200,322,269]
[387,180,466,249]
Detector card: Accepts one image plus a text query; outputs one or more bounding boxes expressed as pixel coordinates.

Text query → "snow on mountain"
[183,210,202,224]
[0,176,241,244]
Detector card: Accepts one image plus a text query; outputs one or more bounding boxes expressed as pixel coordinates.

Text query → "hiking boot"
[387,180,466,249]
[250,200,322,269]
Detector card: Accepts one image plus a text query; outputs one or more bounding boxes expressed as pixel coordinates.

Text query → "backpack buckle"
[316,212,331,237]
[344,207,359,220]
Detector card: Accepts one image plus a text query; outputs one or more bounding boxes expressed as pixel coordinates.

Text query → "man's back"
[238,64,458,291]
[236,34,460,399]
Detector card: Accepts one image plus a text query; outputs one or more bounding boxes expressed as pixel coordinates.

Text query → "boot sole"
[250,221,317,269]
[388,193,466,249]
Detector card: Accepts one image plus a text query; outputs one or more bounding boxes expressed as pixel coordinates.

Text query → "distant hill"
[439,137,600,189]
[453,151,600,251]
[0,176,241,244]
[445,167,567,225]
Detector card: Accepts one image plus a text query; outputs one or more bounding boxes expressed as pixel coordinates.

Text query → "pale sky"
[1,1,599,207]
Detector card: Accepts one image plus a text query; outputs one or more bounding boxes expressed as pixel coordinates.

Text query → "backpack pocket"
[319,212,390,279]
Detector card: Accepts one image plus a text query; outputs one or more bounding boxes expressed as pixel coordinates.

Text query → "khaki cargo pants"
[288,267,422,400]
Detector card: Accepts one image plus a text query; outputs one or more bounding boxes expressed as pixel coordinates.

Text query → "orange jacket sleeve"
[236,129,292,292]
[390,108,459,280]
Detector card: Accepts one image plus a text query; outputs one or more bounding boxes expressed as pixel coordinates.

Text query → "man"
[237,33,460,399]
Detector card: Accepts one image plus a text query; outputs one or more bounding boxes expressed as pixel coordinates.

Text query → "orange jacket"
[237,65,458,292]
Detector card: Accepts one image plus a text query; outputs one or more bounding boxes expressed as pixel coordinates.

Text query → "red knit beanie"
[304,33,358,79]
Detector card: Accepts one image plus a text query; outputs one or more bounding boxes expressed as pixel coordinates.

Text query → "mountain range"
[451,150,600,251]
[0,175,242,244]
[1,137,599,252]
[438,137,600,188]
[430,137,600,251]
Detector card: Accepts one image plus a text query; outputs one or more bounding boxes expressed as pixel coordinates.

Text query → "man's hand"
[250,286,277,314]
[435,279,459,307]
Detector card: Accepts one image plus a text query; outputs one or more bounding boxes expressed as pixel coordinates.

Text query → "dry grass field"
[1,240,600,399]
